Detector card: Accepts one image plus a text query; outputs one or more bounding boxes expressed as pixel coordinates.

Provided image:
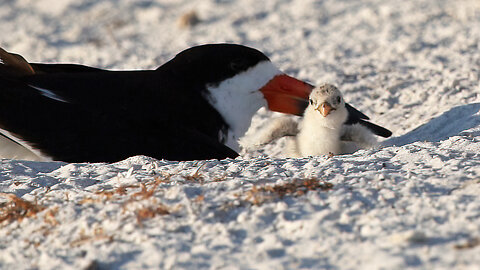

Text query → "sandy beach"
[1,0,480,269]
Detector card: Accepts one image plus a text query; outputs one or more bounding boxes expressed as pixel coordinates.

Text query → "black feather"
[357,119,393,138]
[345,102,369,123]
[0,44,270,162]
[344,102,392,138]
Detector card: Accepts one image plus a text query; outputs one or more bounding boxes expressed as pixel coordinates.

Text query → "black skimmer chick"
[0,44,313,162]
[292,84,349,156]
[244,84,391,157]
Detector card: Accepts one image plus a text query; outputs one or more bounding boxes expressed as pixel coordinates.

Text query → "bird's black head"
[157,44,270,86]
[157,43,313,120]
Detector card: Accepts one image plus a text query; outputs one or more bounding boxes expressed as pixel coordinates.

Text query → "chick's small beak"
[316,102,334,117]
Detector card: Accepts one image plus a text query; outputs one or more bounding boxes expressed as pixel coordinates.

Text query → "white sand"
[1,0,480,269]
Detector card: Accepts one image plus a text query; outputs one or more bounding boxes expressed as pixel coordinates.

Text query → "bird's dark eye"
[309,99,314,105]
[230,58,249,71]
[336,96,341,103]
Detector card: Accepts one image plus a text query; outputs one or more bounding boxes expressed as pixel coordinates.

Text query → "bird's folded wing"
[356,119,392,138]
[344,102,392,138]
[345,102,369,123]
[0,73,236,162]
[30,63,107,74]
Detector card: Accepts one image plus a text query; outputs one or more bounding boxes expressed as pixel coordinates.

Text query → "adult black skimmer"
[0,44,313,162]
[0,44,390,162]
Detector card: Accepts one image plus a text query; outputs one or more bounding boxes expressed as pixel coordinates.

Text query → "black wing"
[30,63,107,74]
[0,70,237,162]
[345,102,392,138]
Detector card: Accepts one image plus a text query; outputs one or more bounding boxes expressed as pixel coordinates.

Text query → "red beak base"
[260,74,314,116]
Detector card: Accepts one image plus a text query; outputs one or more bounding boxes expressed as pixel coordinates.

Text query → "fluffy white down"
[205,60,282,151]
[240,85,378,158]
[341,123,378,154]
[292,85,348,157]
[294,108,347,156]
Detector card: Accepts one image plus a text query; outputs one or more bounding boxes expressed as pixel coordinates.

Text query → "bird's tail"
[358,119,392,138]
[0,47,35,77]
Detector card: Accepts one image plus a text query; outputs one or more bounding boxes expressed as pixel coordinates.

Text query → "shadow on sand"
[382,103,480,147]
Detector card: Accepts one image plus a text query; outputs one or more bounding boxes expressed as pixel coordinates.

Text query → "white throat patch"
[205,60,282,151]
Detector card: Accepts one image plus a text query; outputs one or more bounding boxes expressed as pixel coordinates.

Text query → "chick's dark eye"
[336,96,341,103]
[309,99,314,105]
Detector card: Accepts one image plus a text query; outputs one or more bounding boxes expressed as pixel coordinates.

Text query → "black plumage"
[0,44,268,162]
[0,44,391,162]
